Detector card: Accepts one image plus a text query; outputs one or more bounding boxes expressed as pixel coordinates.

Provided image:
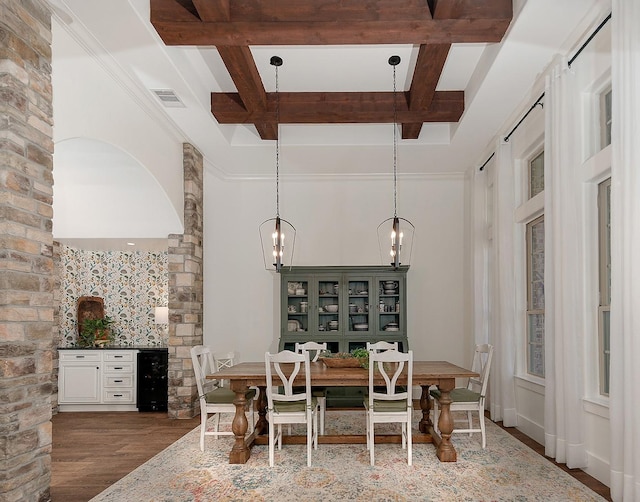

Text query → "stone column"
[0,1,54,500]
[167,143,203,419]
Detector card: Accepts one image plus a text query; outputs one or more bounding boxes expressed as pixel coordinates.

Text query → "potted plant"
[319,348,370,368]
[79,316,114,347]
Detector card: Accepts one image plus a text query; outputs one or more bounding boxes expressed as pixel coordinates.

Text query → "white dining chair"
[365,348,413,466]
[190,346,256,451]
[366,340,399,353]
[431,343,494,448]
[265,349,319,467]
[295,342,327,435]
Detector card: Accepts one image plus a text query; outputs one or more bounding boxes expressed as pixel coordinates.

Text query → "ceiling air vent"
[151,89,185,108]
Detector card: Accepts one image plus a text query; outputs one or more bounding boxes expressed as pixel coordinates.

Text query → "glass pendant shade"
[377,216,415,269]
[260,216,296,272]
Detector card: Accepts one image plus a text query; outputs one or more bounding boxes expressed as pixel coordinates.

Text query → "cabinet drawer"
[104,351,134,362]
[104,362,134,374]
[60,351,101,362]
[104,375,133,388]
[103,389,134,403]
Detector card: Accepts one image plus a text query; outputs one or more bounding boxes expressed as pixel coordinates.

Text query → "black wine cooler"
[137,348,168,412]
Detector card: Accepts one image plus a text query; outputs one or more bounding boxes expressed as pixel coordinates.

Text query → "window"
[526,215,545,377]
[598,178,611,395]
[529,151,544,199]
[600,88,612,149]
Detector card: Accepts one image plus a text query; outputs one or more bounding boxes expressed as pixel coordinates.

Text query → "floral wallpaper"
[59,245,168,347]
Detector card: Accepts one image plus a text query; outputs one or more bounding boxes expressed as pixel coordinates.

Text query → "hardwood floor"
[51,411,612,501]
[51,412,200,502]
[494,418,612,501]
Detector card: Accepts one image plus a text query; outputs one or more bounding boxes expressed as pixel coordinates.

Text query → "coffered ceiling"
[150,0,512,140]
[49,0,604,182]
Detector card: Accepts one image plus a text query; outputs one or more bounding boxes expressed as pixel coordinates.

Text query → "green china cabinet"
[279,266,409,407]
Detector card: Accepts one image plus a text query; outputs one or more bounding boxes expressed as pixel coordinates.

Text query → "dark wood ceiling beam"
[211,91,463,125]
[192,0,229,21]
[429,0,512,20]
[151,0,512,24]
[216,46,276,139]
[152,19,510,46]
[402,43,452,139]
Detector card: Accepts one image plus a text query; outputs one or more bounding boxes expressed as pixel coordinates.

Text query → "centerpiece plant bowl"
[320,348,369,369]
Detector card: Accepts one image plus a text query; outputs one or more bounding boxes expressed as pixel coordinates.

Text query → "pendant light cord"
[275,63,280,218]
[392,62,398,218]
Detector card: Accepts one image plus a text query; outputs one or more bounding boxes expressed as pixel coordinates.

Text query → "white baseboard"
[515,413,545,445]
[584,451,611,487]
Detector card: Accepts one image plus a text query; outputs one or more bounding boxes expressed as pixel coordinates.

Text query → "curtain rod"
[478,12,612,172]
[568,12,611,68]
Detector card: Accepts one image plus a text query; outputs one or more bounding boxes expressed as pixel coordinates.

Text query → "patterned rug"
[91,410,604,501]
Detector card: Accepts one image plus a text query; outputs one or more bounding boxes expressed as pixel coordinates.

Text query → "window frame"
[597,177,611,395]
[526,214,545,378]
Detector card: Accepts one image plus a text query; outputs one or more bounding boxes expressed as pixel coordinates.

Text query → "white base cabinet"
[58,349,138,411]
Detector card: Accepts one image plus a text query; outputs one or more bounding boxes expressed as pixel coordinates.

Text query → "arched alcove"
[53,137,183,241]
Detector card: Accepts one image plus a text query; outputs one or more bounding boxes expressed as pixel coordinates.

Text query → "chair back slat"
[369,349,413,404]
[191,345,217,397]
[366,341,398,353]
[467,344,494,397]
[295,341,327,362]
[266,350,311,405]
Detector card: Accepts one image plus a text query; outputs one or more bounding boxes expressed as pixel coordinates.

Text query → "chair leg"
[467,411,473,437]
[268,416,275,467]
[200,410,207,452]
[365,413,370,450]
[319,397,326,435]
[407,416,413,466]
[479,410,487,449]
[313,408,319,450]
[369,417,375,466]
[307,410,312,467]
[401,422,406,449]
[213,413,221,440]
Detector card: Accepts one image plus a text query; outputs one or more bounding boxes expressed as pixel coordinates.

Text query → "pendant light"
[260,56,296,272]
[377,55,415,269]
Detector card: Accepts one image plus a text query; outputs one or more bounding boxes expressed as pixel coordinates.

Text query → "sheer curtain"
[542,57,587,468]
[609,1,640,500]
[488,140,517,426]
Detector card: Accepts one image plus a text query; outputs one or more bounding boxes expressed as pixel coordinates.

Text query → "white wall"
[202,171,469,365]
[51,20,184,236]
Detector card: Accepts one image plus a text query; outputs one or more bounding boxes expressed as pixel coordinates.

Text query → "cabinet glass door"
[317,277,341,333]
[347,278,371,335]
[377,278,401,334]
[286,280,309,333]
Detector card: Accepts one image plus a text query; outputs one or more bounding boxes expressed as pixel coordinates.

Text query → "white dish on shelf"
[287,320,301,331]
[324,304,339,313]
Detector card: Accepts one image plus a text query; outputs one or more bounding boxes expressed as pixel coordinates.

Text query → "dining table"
[208,360,478,464]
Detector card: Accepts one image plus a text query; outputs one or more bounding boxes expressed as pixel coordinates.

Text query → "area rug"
[91,410,604,501]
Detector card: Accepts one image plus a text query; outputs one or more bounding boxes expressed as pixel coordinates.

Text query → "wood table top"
[209,360,477,387]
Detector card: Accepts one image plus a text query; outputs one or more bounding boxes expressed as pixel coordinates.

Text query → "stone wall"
[0,1,54,500]
[167,143,204,419]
